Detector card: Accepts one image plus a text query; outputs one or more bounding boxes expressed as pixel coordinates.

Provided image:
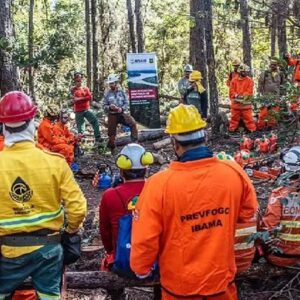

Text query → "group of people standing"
[178,54,299,134]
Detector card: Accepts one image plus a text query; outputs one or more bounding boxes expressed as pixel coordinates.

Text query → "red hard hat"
[0,91,37,123]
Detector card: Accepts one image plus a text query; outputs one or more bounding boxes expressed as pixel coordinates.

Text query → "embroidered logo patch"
[9,177,33,203]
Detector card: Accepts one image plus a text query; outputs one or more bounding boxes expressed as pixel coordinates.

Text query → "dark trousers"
[107,113,138,149]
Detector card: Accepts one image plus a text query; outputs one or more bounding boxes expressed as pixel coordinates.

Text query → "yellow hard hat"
[189,70,202,82]
[165,104,207,134]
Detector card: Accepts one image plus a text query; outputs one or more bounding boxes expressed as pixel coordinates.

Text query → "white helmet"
[116,143,154,170]
[107,74,119,84]
[184,64,193,72]
[283,146,300,171]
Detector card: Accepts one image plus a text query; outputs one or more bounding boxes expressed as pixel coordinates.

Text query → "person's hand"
[109,104,117,110]
[117,107,122,113]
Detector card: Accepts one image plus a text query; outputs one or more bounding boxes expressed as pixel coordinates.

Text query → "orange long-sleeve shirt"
[230,76,254,110]
[71,86,92,112]
[37,118,54,150]
[52,121,75,145]
[130,158,258,297]
[287,57,300,82]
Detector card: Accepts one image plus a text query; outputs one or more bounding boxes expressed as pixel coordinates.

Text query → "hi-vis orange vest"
[131,158,258,297]
[263,185,300,267]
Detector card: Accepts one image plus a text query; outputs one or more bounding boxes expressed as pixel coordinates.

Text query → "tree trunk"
[127,0,136,52]
[28,0,34,99]
[204,0,219,135]
[189,0,207,88]
[240,0,252,72]
[91,0,100,99]
[270,4,277,57]
[0,0,19,96]
[85,0,92,89]
[276,0,288,56]
[135,0,144,53]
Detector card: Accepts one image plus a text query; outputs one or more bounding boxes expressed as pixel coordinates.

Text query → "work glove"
[61,231,81,265]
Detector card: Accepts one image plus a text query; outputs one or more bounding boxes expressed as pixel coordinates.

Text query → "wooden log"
[66,263,297,290]
[115,128,166,146]
[153,138,171,150]
[66,271,159,290]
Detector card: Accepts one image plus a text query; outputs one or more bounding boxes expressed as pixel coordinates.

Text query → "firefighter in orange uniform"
[37,104,59,151]
[52,110,75,165]
[229,64,256,133]
[216,153,257,274]
[262,147,300,267]
[285,52,300,86]
[130,104,258,299]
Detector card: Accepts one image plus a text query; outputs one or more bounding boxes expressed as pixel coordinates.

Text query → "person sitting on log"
[37,104,60,151]
[261,147,300,267]
[103,74,138,155]
[52,109,75,165]
[99,143,153,273]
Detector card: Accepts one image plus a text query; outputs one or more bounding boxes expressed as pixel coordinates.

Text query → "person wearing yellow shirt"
[0,91,87,300]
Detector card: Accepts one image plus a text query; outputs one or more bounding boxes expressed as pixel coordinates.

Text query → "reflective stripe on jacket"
[263,185,300,258]
[235,223,256,273]
[0,142,87,258]
[130,158,258,296]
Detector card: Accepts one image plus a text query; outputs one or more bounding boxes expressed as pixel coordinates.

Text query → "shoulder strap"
[114,188,128,212]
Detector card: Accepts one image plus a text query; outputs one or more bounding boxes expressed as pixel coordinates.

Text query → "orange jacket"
[226,71,239,87]
[287,57,300,82]
[71,86,92,113]
[52,121,75,145]
[262,185,300,266]
[229,76,254,110]
[130,158,258,297]
[37,118,54,150]
[235,222,256,273]
[0,135,4,151]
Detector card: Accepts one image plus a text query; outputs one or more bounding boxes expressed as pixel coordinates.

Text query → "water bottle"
[122,125,131,133]
[70,162,79,173]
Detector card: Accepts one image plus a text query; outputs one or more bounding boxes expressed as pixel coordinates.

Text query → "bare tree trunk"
[0,0,19,96]
[91,0,99,99]
[127,0,136,52]
[240,0,252,72]
[135,0,144,53]
[276,0,288,56]
[85,0,92,89]
[270,6,277,57]
[189,0,207,88]
[28,0,34,98]
[204,0,219,135]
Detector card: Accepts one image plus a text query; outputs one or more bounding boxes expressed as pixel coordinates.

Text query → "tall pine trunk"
[240,0,252,72]
[85,0,92,89]
[204,0,219,134]
[0,0,19,96]
[91,0,99,99]
[270,7,277,57]
[127,0,136,52]
[28,0,34,98]
[135,0,144,53]
[189,0,207,88]
[276,0,288,56]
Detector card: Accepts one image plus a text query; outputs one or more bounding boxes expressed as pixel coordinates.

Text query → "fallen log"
[66,263,298,290]
[66,271,159,290]
[115,128,166,146]
[153,138,171,150]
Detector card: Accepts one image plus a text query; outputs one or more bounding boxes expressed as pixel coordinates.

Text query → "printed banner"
[127,53,160,128]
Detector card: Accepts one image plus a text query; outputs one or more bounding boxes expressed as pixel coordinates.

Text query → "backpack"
[111,190,139,278]
[112,190,158,279]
